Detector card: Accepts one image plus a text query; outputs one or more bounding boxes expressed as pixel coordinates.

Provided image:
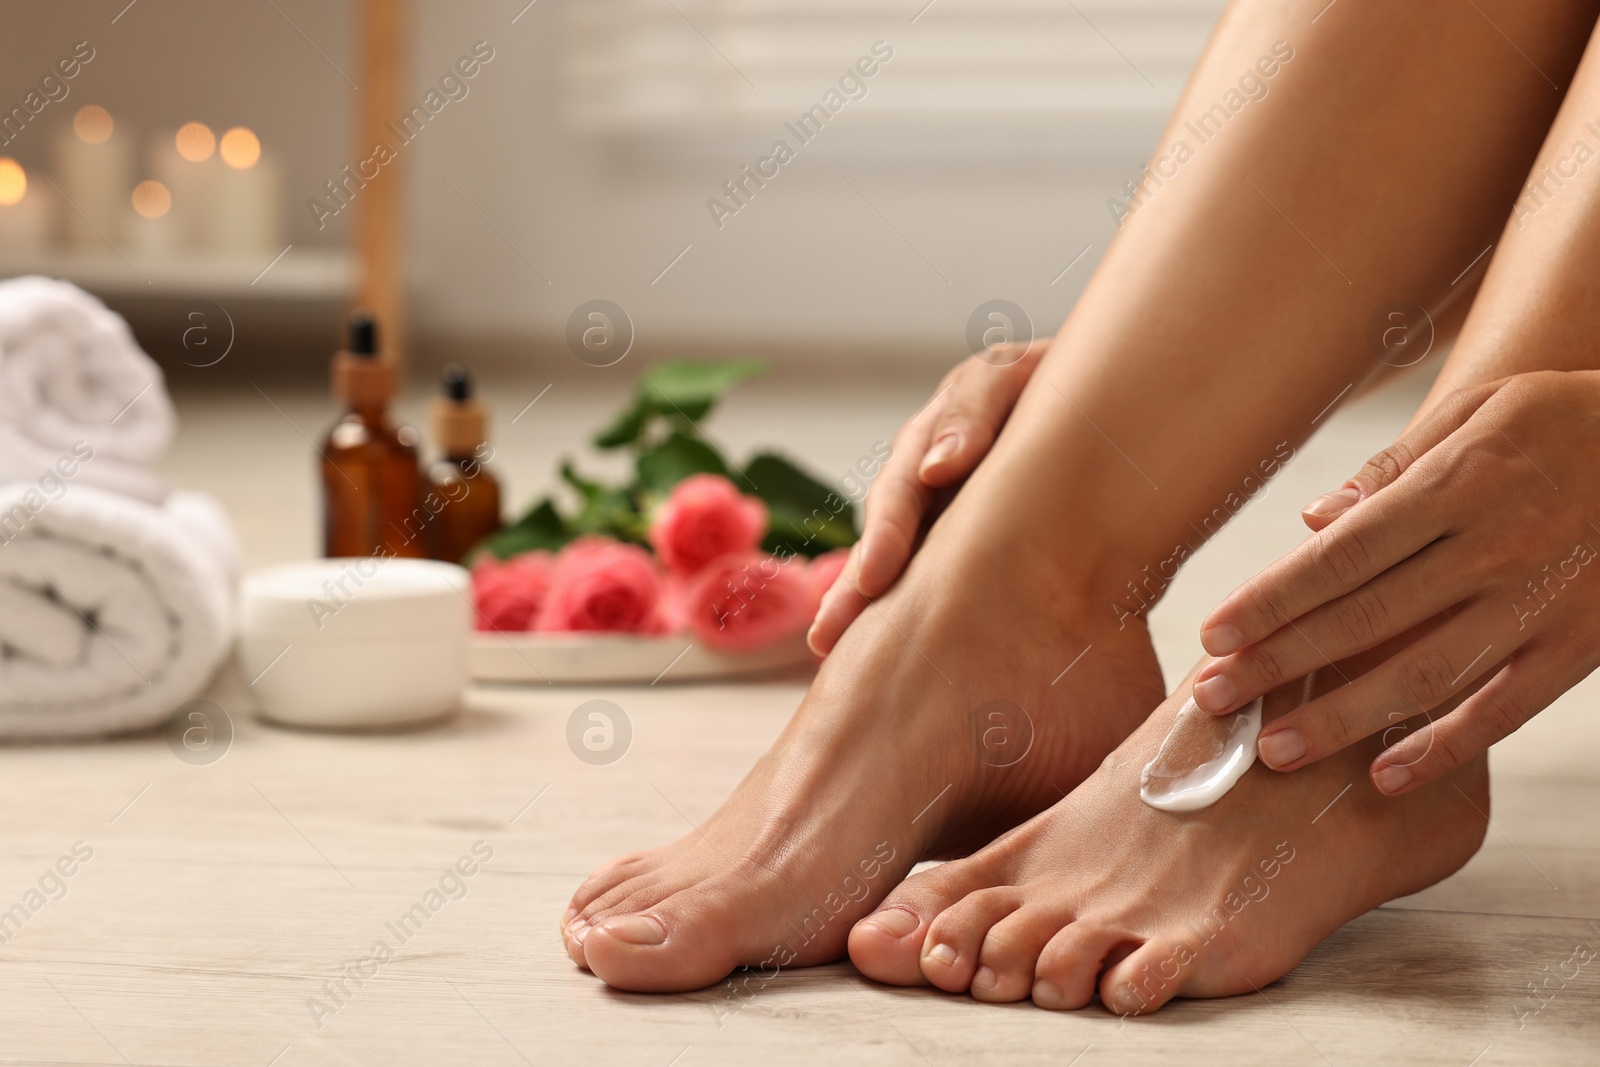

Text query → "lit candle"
[125,178,177,256]
[151,121,220,250]
[208,126,283,255]
[0,158,52,253]
[52,104,132,250]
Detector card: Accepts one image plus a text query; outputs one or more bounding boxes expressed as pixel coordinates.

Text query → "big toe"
[849,859,994,986]
[583,873,759,993]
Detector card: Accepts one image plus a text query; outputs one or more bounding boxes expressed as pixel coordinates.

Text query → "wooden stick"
[355,0,407,369]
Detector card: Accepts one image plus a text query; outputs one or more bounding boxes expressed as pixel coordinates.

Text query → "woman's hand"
[807,337,1050,654]
[1192,370,1600,795]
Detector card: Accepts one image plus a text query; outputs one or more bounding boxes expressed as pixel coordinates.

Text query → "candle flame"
[73,105,114,145]
[220,127,261,170]
[131,180,172,219]
[0,159,25,207]
[175,122,216,163]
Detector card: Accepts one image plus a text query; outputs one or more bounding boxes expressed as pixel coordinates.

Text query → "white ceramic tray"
[468,631,816,684]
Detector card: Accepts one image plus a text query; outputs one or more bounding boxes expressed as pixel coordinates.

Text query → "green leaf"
[635,431,729,496]
[744,451,858,559]
[592,359,766,450]
[469,497,570,561]
[551,464,638,543]
[592,401,650,450]
[560,460,606,504]
[639,359,766,421]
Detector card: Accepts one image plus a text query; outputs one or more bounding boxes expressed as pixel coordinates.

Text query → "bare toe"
[971,901,1073,1002]
[849,859,999,986]
[919,886,1022,993]
[1031,921,1128,1010]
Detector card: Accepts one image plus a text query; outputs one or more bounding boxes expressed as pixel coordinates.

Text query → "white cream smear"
[1139,696,1263,812]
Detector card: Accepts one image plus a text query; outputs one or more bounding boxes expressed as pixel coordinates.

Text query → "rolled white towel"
[0,482,236,740]
[0,276,175,504]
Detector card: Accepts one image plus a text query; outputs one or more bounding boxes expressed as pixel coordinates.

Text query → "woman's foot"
[561,510,1166,992]
[847,662,1490,1011]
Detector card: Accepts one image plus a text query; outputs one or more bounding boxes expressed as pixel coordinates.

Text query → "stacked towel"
[0,276,237,739]
[0,484,236,739]
[0,276,176,504]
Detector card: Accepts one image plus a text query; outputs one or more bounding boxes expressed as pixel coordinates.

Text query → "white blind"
[562,0,1225,153]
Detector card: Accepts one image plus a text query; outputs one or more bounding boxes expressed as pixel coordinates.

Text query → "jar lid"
[241,558,470,641]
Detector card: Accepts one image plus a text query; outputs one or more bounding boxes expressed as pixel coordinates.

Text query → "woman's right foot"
[848,660,1490,1011]
[561,505,1167,992]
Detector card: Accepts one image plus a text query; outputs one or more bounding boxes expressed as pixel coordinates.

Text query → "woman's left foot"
[848,667,1491,1012]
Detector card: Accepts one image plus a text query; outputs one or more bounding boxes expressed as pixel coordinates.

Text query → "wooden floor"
[3,369,1597,1065]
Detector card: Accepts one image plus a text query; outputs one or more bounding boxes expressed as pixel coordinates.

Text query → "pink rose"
[807,548,851,604]
[535,536,665,634]
[472,551,554,632]
[649,474,768,579]
[677,551,817,651]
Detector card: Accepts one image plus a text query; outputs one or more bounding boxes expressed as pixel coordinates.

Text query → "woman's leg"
[565,0,1599,994]
[850,2,1600,1007]
[1416,12,1600,403]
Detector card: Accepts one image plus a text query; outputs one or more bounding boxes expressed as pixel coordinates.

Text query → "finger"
[1370,638,1598,795]
[807,545,869,655]
[920,339,1049,487]
[1192,539,1479,714]
[1201,479,1450,656]
[1301,381,1503,531]
[856,396,945,597]
[1253,604,1522,771]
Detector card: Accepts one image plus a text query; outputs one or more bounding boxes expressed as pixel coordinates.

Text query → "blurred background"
[0,0,1267,589]
[0,0,1224,378]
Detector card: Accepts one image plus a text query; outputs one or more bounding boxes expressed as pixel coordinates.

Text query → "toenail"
[598,914,667,946]
[1032,979,1066,1009]
[1373,763,1412,795]
[973,965,998,992]
[926,942,958,966]
[569,919,590,946]
[1201,622,1244,657]
[1193,673,1239,713]
[1258,728,1306,769]
[563,906,578,925]
[861,907,919,938]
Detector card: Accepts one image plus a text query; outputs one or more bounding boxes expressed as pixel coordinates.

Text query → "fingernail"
[1373,763,1412,795]
[973,965,998,992]
[926,942,958,966]
[1303,487,1360,519]
[597,914,666,946]
[1258,729,1307,769]
[860,907,919,938]
[853,536,876,586]
[805,622,825,656]
[1201,622,1244,656]
[920,433,960,475]
[1032,979,1066,1009]
[1193,673,1239,713]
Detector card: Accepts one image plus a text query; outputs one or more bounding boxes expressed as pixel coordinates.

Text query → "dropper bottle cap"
[332,310,395,408]
[431,363,488,457]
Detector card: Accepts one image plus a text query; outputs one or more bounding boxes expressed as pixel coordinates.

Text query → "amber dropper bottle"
[426,363,503,564]
[321,311,426,558]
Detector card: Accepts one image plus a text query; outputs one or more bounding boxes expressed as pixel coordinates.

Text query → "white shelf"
[0,247,354,300]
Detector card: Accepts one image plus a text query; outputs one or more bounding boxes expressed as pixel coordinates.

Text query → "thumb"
[1302,380,1504,531]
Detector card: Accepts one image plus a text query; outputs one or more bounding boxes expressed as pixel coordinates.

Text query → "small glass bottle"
[321,311,426,558]
[425,363,502,563]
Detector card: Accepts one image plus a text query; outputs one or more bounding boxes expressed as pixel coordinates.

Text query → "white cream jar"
[239,558,470,729]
